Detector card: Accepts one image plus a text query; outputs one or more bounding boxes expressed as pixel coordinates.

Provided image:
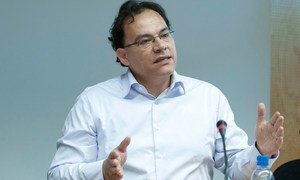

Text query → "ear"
[116,48,130,66]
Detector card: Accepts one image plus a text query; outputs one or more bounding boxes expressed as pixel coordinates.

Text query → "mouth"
[154,55,172,64]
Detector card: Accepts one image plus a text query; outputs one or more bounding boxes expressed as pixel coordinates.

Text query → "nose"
[153,37,167,52]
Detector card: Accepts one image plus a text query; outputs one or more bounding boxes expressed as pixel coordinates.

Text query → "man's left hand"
[255,103,284,156]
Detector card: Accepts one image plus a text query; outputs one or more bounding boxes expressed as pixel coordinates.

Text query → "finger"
[117,136,131,153]
[257,103,266,124]
[269,112,281,126]
[275,136,284,150]
[108,150,119,160]
[109,166,123,178]
[276,126,284,138]
[274,115,284,131]
[108,158,120,167]
[103,159,119,180]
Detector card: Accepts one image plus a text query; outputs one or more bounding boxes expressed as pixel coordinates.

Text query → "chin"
[158,66,176,75]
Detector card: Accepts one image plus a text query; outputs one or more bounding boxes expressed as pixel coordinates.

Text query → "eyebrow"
[134,27,169,41]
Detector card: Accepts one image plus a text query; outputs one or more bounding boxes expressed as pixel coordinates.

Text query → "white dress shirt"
[48,70,276,180]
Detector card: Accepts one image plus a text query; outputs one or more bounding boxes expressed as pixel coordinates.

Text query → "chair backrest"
[273,159,300,180]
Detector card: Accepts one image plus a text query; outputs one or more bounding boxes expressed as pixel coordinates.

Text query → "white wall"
[0,1,270,179]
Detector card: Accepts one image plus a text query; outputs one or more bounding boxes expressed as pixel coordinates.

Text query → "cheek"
[169,40,176,50]
[133,51,152,63]
[170,43,177,60]
[128,54,150,69]
[126,52,141,64]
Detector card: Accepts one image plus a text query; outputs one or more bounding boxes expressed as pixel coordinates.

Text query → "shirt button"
[154,100,160,104]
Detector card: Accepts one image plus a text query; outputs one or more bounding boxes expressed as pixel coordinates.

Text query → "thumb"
[117,136,131,153]
[257,102,266,124]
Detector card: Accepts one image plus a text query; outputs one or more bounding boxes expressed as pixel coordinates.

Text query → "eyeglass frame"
[123,29,174,49]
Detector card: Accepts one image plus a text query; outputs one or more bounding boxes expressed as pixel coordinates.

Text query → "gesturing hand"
[255,103,284,156]
[102,137,131,180]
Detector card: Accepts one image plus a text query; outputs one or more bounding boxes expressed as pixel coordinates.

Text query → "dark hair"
[108,0,172,66]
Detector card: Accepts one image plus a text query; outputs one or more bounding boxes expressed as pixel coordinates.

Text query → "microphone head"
[216,120,227,128]
[216,120,227,135]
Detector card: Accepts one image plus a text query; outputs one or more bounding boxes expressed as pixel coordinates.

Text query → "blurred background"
[0,0,270,179]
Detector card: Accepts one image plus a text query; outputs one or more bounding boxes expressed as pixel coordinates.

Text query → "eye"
[138,38,152,46]
[160,32,170,39]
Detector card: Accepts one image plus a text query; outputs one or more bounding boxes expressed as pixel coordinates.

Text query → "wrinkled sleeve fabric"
[47,91,104,180]
[214,92,278,180]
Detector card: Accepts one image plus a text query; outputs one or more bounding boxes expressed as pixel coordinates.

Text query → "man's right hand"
[102,136,131,180]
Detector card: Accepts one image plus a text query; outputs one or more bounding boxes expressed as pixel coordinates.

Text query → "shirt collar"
[122,70,185,99]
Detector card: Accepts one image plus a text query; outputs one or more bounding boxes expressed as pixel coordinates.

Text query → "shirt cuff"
[254,141,279,158]
[81,160,105,180]
[254,141,279,167]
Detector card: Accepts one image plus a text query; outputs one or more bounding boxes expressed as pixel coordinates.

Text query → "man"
[48,0,284,179]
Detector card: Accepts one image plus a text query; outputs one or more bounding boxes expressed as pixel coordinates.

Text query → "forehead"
[123,9,167,38]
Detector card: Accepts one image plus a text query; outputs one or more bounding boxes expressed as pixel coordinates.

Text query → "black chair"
[273,159,300,180]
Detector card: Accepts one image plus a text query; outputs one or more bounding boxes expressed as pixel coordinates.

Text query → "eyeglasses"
[124,30,174,49]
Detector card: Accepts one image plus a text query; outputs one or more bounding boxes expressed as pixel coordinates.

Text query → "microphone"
[217,120,227,137]
[216,120,229,180]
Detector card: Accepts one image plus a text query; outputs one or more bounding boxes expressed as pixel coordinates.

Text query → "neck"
[145,78,171,97]
[133,73,172,97]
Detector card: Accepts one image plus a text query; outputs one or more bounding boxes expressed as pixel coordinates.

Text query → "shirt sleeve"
[214,92,278,180]
[47,92,104,180]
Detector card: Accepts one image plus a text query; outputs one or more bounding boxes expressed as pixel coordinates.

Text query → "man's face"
[117,9,177,83]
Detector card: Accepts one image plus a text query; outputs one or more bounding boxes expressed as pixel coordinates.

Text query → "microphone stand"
[217,120,229,180]
[220,132,229,180]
